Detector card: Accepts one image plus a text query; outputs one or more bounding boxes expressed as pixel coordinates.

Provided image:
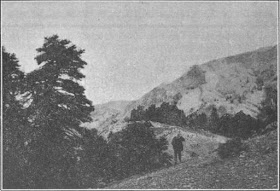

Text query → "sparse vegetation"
[186,65,206,83]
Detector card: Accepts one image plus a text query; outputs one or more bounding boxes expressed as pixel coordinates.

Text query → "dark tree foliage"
[217,138,248,159]
[188,109,264,139]
[256,76,264,90]
[217,111,263,139]
[3,37,171,189]
[130,102,187,126]
[2,47,24,102]
[23,35,94,188]
[108,122,172,179]
[130,100,269,140]
[2,47,31,188]
[208,107,219,132]
[130,105,146,121]
[76,128,111,188]
[258,83,277,125]
[189,112,207,128]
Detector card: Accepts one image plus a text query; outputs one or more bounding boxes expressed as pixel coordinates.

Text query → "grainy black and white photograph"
[1,1,278,189]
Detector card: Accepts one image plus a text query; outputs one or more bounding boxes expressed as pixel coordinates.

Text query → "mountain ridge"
[85,45,277,136]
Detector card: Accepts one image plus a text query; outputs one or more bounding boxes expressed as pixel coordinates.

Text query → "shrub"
[257,83,277,125]
[77,128,111,188]
[108,122,172,179]
[217,138,248,159]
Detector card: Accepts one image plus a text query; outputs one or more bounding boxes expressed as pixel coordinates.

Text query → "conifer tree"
[2,47,29,188]
[24,35,94,188]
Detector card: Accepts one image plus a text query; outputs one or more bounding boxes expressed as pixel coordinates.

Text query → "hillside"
[106,129,278,189]
[84,45,277,136]
[124,45,276,118]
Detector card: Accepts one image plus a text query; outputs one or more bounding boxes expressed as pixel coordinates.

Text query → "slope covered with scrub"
[106,129,278,189]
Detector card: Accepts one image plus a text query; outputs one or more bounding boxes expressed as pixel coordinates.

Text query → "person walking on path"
[172,132,185,164]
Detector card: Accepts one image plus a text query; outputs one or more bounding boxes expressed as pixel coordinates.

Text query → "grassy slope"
[106,130,278,189]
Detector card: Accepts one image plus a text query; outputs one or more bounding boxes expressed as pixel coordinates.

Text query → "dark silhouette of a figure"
[171,132,185,164]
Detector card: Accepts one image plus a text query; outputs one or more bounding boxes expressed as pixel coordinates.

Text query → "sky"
[2,2,278,105]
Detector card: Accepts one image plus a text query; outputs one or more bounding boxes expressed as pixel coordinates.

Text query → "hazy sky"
[2,2,277,105]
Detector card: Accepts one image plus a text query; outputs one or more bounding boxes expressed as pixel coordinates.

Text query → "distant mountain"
[124,45,277,118]
[82,100,130,134]
[95,100,131,112]
[84,45,277,136]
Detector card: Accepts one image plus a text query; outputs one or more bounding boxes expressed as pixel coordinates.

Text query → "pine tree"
[2,47,30,188]
[2,47,24,106]
[24,35,94,188]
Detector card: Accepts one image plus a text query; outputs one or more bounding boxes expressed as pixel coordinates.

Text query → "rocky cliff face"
[84,45,277,135]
